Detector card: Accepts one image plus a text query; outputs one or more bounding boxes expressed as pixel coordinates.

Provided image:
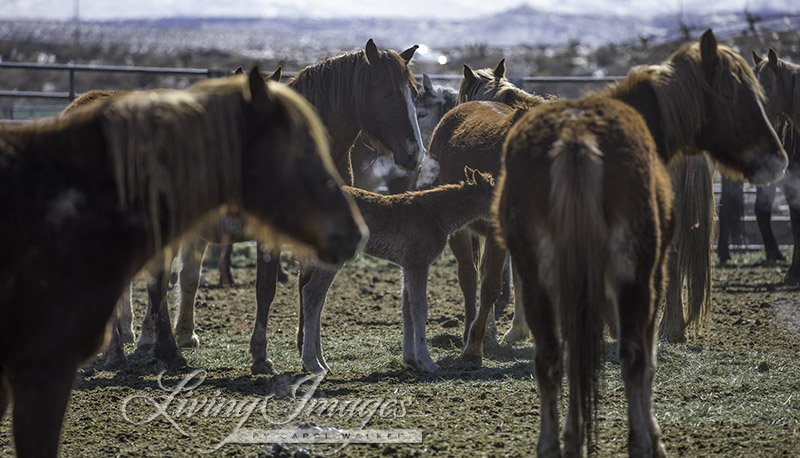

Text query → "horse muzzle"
[746,142,788,186]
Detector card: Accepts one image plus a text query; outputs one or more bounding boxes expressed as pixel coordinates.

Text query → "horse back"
[430,101,517,186]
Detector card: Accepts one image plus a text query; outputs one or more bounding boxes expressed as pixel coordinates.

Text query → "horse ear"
[422,74,434,93]
[700,29,719,71]
[365,39,380,65]
[400,45,419,64]
[248,66,272,105]
[752,51,763,66]
[267,66,282,82]
[493,58,506,79]
[768,48,778,66]
[234,66,244,76]
[463,64,476,83]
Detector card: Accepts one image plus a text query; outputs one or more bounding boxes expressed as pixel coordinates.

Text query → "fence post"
[68,67,76,101]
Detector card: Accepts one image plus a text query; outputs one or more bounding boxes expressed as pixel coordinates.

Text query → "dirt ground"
[1,248,799,457]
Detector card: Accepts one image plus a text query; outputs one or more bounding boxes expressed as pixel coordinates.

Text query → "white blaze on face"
[404,84,425,162]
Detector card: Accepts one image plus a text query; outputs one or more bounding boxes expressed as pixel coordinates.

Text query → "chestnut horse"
[161,40,424,374]
[297,168,496,374]
[0,70,365,457]
[495,30,786,457]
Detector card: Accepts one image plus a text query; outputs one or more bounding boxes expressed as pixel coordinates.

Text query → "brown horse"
[428,59,549,360]
[297,168,495,374]
[164,40,424,374]
[752,49,800,284]
[351,74,457,193]
[495,30,786,457]
[0,69,366,457]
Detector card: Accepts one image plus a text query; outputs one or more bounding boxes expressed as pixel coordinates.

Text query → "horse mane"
[608,40,763,158]
[287,47,417,122]
[457,67,547,107]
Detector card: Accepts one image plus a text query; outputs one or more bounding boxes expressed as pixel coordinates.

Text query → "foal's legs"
[502,265,531,344]
[755,184,784,263]
[449,229,478,343]
[173,238,207,348]
[299,266,338,375]
[8,361,76,457]
[249,246,280,375]
[462,237,506,365]
[402,266,439,372]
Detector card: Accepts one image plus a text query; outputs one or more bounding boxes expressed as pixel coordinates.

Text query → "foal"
[496,30,786,457]
[297,168,496,374]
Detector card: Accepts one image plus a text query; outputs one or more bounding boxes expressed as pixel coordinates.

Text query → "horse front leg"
[250,246,280,375]
[462,238,507,366]
[103,305,128,370]
[755,184,784,263]
[299,266,338,375]
[502,264,531,344]
[174,238,207,348]
[147,266,186,368]
[784,200,800,285]
[404,266,439,372]
[449,229,478,344]
[8,361,76,458]
[118,283,135,344]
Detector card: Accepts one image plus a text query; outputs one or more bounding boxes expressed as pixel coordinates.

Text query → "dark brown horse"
[495,30,786,457]
[165,40,424,374]
[753,48,800,283]
[0,70,366,457]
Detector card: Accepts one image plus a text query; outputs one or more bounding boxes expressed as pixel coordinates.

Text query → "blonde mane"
[608,40,764,157]
[457,67,547,107]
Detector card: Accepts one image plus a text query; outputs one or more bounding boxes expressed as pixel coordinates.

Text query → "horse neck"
[414,183,492,235]
[288,64,361,162]
[610,66,704,163]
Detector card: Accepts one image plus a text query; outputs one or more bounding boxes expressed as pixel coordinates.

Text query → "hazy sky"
[3,0,793,20]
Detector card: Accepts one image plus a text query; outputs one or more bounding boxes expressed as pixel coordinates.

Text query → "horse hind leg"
[619,282,666,458]
[462,237,507,366]
[493,257,512,319]
[103,306,128,370]
[147,266,187,368]
[250,246,280,375]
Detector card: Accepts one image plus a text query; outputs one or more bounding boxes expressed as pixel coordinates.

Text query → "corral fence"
[0,61,792,250]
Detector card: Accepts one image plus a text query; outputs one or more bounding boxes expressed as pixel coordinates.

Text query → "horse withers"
[495,30,785,457]
[0,69,365,457]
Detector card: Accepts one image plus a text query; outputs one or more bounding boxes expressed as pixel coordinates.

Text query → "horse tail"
[672,155,714,334]
[548,128,608,451]
[676,156,715,331]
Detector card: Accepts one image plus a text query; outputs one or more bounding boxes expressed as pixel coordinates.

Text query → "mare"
[0,70,365,457]
[495,30,786,456]
[752,49,800,284]
[164,40,425,375]
[297,168,496,374]
[351,73,457,192]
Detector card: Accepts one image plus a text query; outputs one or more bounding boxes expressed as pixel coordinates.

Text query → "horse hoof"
[484,332,498,347]
[503,326,530,345]
[460,351,483,368]
[176,333,200,348]
[783,274,800,286]
[302,359,327,376]
[659,328,686,344]
[120,332,135,345]
[251,360,276,375]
